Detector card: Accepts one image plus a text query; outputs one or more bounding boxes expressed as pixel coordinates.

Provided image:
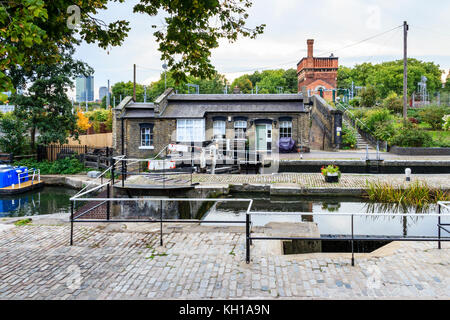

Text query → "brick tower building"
[297,39,338,101]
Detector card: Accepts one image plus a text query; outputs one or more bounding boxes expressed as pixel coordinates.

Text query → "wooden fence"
[66,133,112,147]
[37,145,113,169]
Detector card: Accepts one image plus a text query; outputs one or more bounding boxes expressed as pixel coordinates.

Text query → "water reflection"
[0,187,77,217]
[202,195,448,238]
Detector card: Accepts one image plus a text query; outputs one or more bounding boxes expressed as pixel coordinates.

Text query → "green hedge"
[14,156,87,175]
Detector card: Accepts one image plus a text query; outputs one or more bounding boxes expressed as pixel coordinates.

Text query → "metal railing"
[70,190,253,247]
[69,177,450,267]
[15,168,40,189]
[245,203,450,265]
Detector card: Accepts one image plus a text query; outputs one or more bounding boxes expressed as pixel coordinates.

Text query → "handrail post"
[70,201,74,246]
[160,200,163,246]
[121,158,125,187]
[438,204,441,250]
[246,213,250,264]
[106,183,110,221]
[351,214,355,266]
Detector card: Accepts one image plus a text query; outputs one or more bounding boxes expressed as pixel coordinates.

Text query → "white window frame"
[177,119,205,142]
[234,120,247,139]
[213,120,226,139]
[280,121,292,138]
[140,126,154,148]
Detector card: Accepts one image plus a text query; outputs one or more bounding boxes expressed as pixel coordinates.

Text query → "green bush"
[14,156,87,175]
[374,121,396,142]
[360,85,379,108]
[419,105,446,130]
[443,115,450,131]
[341,125,357,149]
[363,108,393,132]
[349,97,361,107]
[383,92,403,114]
[390,121,433,147]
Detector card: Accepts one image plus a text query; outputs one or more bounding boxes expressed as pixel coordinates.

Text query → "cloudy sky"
[71,0,450,100]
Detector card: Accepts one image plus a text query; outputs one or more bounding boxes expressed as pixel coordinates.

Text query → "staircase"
[343,119,374,150]
[355,131,374,150]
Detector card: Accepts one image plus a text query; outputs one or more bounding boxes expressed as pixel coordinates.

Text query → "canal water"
[1,188,448,240]
[0,187,77,218]
[202,194,449,238]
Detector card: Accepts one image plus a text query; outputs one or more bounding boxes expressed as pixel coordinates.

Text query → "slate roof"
[161,94,305,118]
[119,94,306,119]
[121,102,155,118]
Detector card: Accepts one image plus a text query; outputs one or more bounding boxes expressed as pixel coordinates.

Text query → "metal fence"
[69,168,450,267]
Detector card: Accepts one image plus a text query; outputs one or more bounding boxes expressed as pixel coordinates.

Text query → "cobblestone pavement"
[280,151,450,161]
[126,173,450,189]
[0,224,448,299]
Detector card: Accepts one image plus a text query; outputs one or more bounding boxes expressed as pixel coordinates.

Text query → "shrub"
[0,113,28,155]
[363,108,393,132]
[408,117,419,124]
[383,92,403,114]
[373,121,396,142]
[349,97,361,107]
[419,105,446,130]
[14,156,86,175]
[443,115,450,131]
[360,85,379,108]
[341,125,357,149]
[389,121,433,147]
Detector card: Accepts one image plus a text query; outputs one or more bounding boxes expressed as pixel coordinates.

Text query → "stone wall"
[389,146,450,156]
[309,95,342,151]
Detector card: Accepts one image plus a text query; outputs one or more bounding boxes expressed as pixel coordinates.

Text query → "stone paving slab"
[124,173,450,190]
[0,224,448,300]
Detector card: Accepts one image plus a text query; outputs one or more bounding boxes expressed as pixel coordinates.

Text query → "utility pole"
[403,21,409,120]
[133,64,137,101]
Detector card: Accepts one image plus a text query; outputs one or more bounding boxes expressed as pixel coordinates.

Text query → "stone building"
[112,89,311,159]
[297,39,338,101]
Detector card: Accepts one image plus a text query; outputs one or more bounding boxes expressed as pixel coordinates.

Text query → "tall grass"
[365,181,449,208]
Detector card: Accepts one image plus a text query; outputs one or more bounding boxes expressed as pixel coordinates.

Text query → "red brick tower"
[297,39,338,101]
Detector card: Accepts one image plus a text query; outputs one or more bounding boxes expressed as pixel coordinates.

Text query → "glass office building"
[76,76,94,102]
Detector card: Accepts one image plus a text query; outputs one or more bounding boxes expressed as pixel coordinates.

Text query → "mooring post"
[70,201,74,246]
[438,205,441,250]
[106,183,110,221]
[160,200,163,246]
[351,214,355,266]
[246,213,250,264]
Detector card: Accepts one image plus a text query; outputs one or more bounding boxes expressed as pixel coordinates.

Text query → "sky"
[71,0,450,100]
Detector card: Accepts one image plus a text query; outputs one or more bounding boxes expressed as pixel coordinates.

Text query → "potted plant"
[321,165,341,183]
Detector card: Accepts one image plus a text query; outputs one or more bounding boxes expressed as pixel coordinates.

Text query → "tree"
[0,112,28,155]
[255,69,286,93]
[339,59,443,99]
[10,48,93,149]
[2,1,264,91]
[282,69,298,93]
[231,76,253,93]
[419,105,447,130]
[1,0,130,92]
[383,92,403,114]
[360,85,379,108]
[134,1,265,84]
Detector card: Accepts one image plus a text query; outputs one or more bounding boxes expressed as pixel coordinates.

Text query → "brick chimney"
[307,39,314,58]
